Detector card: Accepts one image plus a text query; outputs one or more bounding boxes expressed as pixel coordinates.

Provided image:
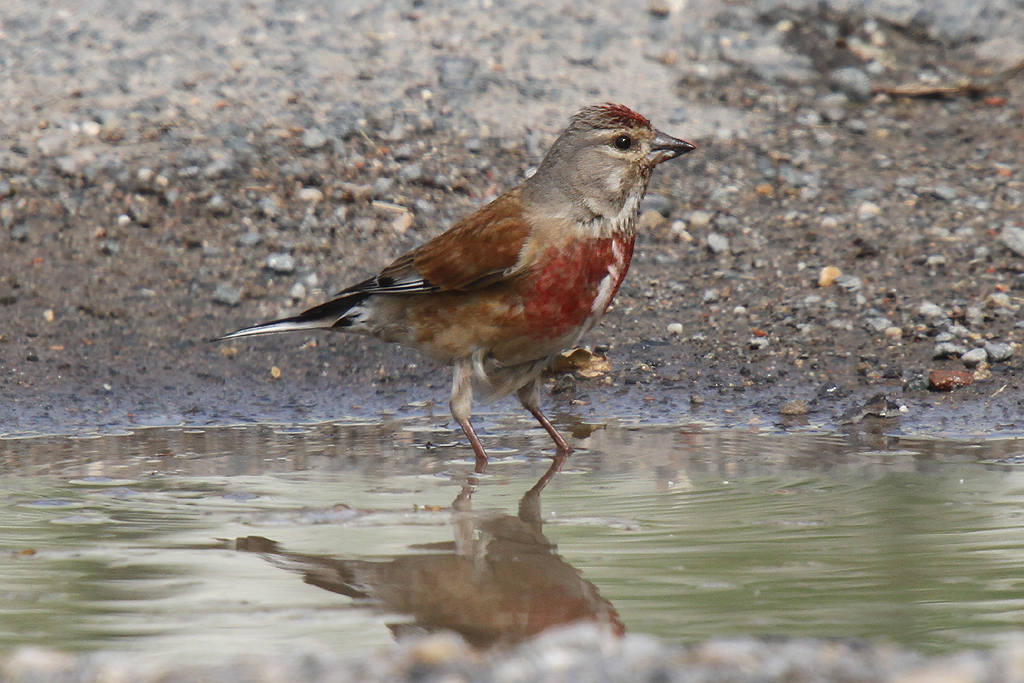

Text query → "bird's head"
[528,103,695,221]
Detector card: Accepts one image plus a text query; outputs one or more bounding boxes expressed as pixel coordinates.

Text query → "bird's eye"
[613,134,632,150]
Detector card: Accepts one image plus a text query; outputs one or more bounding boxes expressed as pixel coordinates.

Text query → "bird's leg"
[517,378,574,455]
[518,451,568,527]
[450,358,489,474]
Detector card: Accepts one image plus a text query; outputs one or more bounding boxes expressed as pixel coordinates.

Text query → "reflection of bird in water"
[230,455,623,648]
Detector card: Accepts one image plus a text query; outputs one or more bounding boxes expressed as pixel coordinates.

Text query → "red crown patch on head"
[595,103,650,129]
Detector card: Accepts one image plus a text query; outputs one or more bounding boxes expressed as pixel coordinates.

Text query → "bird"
[229,455,622,648]
[216,103,695,473]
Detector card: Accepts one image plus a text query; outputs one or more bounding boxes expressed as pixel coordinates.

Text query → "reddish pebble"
[928,369,973,392]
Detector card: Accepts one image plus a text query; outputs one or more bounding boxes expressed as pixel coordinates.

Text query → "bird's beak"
[649,130,696,164]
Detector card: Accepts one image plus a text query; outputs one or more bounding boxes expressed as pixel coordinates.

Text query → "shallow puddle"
[2,418,1024,662]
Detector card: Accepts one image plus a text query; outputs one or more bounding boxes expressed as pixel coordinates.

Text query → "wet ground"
[4,420,1024,680]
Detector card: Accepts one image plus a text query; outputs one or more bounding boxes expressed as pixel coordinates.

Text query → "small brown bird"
[217,103,695,472]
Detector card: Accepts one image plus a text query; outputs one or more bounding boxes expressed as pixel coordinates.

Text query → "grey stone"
[257,197,281,219]
[237,232,263,248]
[984,342,1014,362]
[834,274,862,292]
[845,119,869,134]
[931,185,958,201]
[372,176,394,198]
[206,194,231,215]
[1001,226,1024,258]
[917,301,945,321]
[301,128,328,150]
[266,253,296,274]
[706,232,730,255]
[640,194,673,216]
[961,347,988,367]
[829,67,873,102]
[398,163,424,184]
[749,336,770,350]
[934,342,967,359]
[965,305,985,326]
[865,317,892,333]
[213,282,243,307]
[202,157,237,179]
[10,223,29,241]
[392,144,414,161]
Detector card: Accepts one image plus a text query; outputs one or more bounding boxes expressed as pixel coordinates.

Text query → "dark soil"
[2,4,1023,439]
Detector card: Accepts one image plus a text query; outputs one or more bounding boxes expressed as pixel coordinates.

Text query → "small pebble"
[846,118,869,134]
[834,274,862,292]
[667,322,684,335]
[984,342,1013,363]
[289,282,307,300]
[640,194,673,217]
[987,292,1012,309]
[297,187,324,203]
[206,194,230,215]
[266,253,296,274]
[779,399,809,416]
[818,265,841,288]
[688,210,712,229]
[917,301,945,321]
[301,127,328,150]
[135,168,154,189]
[961,347,988,367]
[928,369,973,392]
[931,185,958,201]
[213,282,243,306]
[829,67,873,102]
[1001,227,1024,258]
[398,163,424,184]
[372,176,394,198]
[391,211,414,235]
[856,201,881,219]
[865,317,892,333]
[964,306,984,326]
[706,232,729,255]
[237,232,263,247]
[933,342,967,359]
[10,223,29,241]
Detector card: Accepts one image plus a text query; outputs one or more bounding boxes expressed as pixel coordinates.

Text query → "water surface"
[2,419,1024,662]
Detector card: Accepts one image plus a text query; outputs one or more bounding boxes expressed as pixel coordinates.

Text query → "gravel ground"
[3,0,1024,676]
[3,0,1024,436]
[4,0,1024,437]
[5,625,1024,683]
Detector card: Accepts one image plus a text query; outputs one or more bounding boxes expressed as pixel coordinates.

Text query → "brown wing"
[344,189,533,297]
[412,189,533,291]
